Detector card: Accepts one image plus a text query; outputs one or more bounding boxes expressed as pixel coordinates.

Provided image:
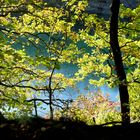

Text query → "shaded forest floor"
[0,117,140,140]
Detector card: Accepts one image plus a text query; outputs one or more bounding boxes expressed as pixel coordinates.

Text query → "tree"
[110,0,130,124]
[0,42,34,118]
[71,1,140,124]
[55,90,120,125]
[0,0,139,122]
[0,0,77,119]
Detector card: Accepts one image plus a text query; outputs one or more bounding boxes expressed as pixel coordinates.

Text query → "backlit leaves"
[0,0,140,121]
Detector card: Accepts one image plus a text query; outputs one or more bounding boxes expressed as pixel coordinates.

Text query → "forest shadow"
[0,116,140,140]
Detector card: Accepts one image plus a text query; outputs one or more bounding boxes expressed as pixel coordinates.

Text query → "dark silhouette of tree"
[110,0,130,124]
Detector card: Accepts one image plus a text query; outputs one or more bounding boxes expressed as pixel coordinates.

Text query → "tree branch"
[0,81,49,91]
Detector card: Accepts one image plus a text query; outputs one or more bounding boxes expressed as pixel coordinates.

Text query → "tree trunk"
[34,97,38,117]
[49,68,55,120]
[49,90,54,120]
[110,0,130,124]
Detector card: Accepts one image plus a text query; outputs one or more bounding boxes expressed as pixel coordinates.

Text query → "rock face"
[87,0,139,15]
[45,0,140,16]
[87,0,111,15]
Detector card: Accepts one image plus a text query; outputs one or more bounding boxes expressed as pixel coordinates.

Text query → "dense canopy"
[0,0,140,125]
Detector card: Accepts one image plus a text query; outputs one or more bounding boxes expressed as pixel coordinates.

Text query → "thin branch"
[0,81,49,91]
[0,89,20,103]
[26,98,50,105]
[120,40,136,48]
[26,98,72,110]
[106,59,114,78]
[133,80,140,84]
